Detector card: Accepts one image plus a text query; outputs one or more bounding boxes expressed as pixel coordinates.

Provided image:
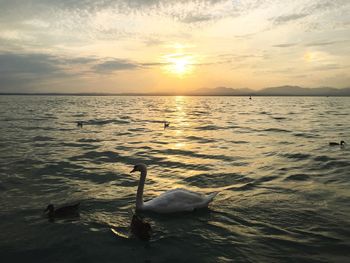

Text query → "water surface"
[0,96,349,262]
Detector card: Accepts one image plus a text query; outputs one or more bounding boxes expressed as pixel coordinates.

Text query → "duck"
[329,140,346,146]
[77,121,83,128]
[44,203,80,218]
[130,214,151,240]
[130,164,218,213]
[164,121,170,129]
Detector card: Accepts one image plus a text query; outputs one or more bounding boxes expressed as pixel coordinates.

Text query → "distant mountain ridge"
[1,85,350,96]
[189,86,350,96]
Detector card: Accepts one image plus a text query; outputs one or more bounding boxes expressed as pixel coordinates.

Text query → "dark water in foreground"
[0,96,349,262]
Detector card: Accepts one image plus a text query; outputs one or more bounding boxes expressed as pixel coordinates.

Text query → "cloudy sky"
[0,0,349,93]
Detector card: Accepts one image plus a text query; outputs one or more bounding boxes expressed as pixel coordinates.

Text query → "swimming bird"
[249,96,252,100]
[329,140,346,146]
[44,203,80,218]
[164,121,170,129]
[130,164,219,213]
[130,214,151,240]
[77,121,83,128]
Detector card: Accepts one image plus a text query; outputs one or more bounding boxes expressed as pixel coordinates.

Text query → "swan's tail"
[207,191,219,202]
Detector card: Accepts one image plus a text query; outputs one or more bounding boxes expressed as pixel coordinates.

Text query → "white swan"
[130,163,219,213]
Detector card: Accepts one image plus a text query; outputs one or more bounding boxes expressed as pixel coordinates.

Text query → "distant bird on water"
[164,121,170,129]
[249,96,252,100]
[77,121,83,128]
[44,203,80,219]
[130,214,151,240]
[329,140,346,146]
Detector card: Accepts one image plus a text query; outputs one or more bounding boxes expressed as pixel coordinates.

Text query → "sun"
[163,53,195,77]
[173,58,189,75]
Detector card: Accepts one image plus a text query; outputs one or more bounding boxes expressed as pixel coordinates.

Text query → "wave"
[271,116,288,120]
[293,132,320,138]
[284,174,311,181]
[184,172,251,188]
[148,148,241,162]
[85,119,130,125]
[195,124,223,131]
[280,153,311,160]
[32,136,55,142]
[185,136,216,143]
[77,138,102,143]
[262,128,291,133]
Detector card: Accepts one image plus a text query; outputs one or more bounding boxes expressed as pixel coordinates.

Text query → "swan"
[130,164,218,213]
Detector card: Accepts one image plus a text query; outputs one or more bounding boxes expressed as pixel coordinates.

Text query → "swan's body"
[131,164,218,213]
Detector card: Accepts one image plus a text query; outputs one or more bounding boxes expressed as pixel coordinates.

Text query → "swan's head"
[130,163,147,173]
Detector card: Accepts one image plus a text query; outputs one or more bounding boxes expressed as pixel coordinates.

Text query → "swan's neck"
[136,169,147,210]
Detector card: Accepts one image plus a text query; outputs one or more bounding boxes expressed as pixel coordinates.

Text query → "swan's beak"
[130,168,136,173]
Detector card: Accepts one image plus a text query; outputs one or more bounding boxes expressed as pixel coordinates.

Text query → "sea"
[0,95,349,263]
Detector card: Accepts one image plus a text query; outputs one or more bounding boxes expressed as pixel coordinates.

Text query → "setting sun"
[163,53,195,77]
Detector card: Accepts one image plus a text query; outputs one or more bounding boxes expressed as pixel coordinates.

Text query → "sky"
[0,0,349,93]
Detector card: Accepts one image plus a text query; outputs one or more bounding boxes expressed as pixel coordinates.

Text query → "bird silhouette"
[164,121,170,129]
[130,214,151,240]
[329,140,346,146]
[44,203,80,220]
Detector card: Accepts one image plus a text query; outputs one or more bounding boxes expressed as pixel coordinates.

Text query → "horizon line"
[0,93,349,97]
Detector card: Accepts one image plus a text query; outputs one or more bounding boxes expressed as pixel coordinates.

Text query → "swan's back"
[142,188,218,213]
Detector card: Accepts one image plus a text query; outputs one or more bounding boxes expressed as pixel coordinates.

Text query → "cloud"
[305,40,349,46]
[140,62,169,67]
[0,53,63,74]
[234,32,258,39]
[273,43,298,48]
[273,13,309,25]
[312,64,347,71]
[0,52,69,91]
[0,51,172,91]
[143,38,164,46]
[305,0,350,13]
[181,14,214,23]
[0,52,114,91]
[62,57,98,64]
[92,59,139,73]
[92,60,171,71]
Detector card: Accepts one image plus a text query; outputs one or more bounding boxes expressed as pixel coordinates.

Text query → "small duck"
[329,140,346,146]
[77,121,83,128]
[130,214,151,241]
[44,203,80,219]
[164,121,170,129]
[249,96,252,100]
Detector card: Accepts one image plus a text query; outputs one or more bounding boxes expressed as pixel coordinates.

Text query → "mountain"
[190,86,254,95]
[1,86,350,96]
[257,86,350,96]
[189,86,350,96]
